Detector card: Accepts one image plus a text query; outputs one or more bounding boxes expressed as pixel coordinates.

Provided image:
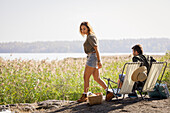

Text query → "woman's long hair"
[79,21,94,36]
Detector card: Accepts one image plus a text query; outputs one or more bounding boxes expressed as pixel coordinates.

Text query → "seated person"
[106,44,156,101]
[119,44,156,97]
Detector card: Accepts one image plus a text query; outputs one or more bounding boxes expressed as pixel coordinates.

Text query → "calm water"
[0,53,165,61]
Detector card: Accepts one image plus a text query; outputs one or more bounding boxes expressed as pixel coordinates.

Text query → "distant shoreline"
[0,53,165,61]
[0,38,169,53]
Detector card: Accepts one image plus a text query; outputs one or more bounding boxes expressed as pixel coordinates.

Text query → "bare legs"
[84,65,107,93]
[92,69,107,89]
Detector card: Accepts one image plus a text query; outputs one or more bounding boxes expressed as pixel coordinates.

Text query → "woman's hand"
[98,62,102,69]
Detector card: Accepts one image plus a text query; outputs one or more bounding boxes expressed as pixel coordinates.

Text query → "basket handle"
[86,86,103,93]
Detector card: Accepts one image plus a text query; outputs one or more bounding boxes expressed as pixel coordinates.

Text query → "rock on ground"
[0,97,170,113]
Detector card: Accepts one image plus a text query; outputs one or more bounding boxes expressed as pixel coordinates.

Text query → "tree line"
[0,38,169,53]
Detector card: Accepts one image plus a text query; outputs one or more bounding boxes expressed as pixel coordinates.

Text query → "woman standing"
[77,22,111,102]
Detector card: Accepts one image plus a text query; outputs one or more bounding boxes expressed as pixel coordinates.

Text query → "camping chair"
[142,62,167,98]
[104,62,142,100]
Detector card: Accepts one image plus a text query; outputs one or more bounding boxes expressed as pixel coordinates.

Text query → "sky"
[0,0,170,42]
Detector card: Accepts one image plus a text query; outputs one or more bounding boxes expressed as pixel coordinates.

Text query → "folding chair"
[104,62,141,100]
[142,62,167,98]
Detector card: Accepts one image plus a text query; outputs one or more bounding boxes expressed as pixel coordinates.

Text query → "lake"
[0,53,165,61]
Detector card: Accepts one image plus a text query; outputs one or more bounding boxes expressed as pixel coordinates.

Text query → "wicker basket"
[86,86,103,105]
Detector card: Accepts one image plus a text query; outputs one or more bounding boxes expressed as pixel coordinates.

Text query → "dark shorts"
[86,53,97,68]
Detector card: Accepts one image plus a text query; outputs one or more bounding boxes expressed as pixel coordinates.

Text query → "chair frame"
[142,62,167,99]
[104,61,167,100]
[104,62,142,100]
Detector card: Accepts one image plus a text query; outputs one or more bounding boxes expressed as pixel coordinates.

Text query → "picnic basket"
[86,86,103,105]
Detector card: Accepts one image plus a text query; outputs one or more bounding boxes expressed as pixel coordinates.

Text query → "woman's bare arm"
[94,46,102,69]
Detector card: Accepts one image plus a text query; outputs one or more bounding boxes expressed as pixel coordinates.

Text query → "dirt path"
[1,97,170,113]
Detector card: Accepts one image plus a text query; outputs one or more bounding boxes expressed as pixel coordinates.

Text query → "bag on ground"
[148,83,170,99]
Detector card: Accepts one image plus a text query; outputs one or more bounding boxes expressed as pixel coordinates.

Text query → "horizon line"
[0,37,170,43]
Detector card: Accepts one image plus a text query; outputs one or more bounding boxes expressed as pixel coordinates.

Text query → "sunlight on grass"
[0,53,169,104]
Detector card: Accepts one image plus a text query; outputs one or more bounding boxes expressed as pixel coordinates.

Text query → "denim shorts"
[86,53,97,68]
[119,74,125,82]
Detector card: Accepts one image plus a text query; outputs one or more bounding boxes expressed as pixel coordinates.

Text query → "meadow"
[0,52,169,105]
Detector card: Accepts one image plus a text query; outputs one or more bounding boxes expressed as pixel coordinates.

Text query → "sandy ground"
[1,96,170,113]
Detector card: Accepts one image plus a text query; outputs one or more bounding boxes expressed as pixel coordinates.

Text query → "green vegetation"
[159,51,170,88]
[0,53,169,105]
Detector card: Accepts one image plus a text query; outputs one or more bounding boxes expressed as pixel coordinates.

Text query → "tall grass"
[0,53,169,105]
[159,51,170,88]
